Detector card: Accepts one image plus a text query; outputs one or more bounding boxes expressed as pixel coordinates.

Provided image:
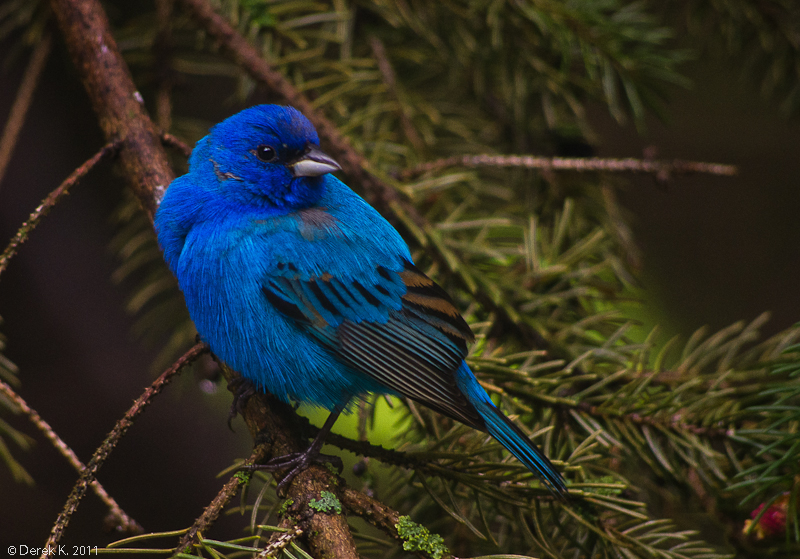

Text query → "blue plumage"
[155,105,566,495]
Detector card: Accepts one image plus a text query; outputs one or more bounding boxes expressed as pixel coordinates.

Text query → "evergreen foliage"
[1,1,799,558]
[685,0,800,115]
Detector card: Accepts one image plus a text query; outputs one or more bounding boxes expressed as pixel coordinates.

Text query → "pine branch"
[572,400,731,438]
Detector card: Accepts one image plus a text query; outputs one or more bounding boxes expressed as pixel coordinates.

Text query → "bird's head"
[195,104,341,212]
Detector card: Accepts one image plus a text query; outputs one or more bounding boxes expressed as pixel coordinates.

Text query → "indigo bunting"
[155,105,566,495]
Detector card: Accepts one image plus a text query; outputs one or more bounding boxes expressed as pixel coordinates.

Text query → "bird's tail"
[455,362,568,497]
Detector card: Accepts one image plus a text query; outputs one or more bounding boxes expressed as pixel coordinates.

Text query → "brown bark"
[48,0,361,557]
[49,0,173,217]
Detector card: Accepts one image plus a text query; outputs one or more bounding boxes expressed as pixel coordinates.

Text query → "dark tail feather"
[481,403,567,496]
[455,362,567,497]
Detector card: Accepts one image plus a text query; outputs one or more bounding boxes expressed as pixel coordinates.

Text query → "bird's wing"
[262,258,484,429]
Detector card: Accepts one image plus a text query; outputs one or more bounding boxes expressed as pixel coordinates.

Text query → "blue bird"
[154,105,566,496]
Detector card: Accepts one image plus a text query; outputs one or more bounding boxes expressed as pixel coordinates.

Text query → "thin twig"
[0,33,53,189]
[175,444,269,555]
[42,342,207,556]
[0,379,142,534]
[161,132,193,158]
[401,154,738,180]
[255,526,303,558]
[0,141,120,279]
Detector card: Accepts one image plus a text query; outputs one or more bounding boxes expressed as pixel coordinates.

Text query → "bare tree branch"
[175,445,269,555]
[49,0,173,217]
[0,32,52,190]
[0,141,120,279]
[41,342,207,556]
[0,379,141,534]
[402,153,738,180]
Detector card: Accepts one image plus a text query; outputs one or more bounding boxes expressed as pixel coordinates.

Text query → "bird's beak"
[289,144,341,177]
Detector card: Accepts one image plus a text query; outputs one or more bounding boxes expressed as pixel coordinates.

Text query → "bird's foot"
[227,377,257,429]
[242,407,345,495]
[242,449,343,496]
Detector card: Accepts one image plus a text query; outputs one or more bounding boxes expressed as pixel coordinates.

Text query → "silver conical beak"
[289,144,341,177]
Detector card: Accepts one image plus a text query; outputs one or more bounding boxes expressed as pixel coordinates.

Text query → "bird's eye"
[255,145,276,162]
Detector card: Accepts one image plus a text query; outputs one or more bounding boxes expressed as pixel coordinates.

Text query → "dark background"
[592,59,800,338]
[0,28,798,551]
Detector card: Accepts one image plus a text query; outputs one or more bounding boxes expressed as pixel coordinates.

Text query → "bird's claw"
[243,451,343,496]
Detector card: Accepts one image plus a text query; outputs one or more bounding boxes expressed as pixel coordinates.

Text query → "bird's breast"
[175,217,360,408]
